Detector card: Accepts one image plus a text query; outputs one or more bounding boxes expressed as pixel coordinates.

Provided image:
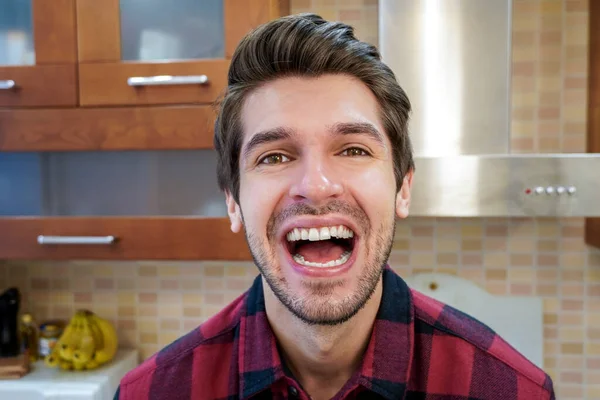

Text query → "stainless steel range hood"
[379,0,600,217]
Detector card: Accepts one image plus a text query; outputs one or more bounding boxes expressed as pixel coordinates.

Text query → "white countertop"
[0,349,138,400]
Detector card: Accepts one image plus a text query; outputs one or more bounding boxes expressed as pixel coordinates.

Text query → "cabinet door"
[76,0,284,106]
[0,0,77,107]
[0,150,251,260]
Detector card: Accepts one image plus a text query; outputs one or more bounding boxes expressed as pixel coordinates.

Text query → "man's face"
[226,74,412,325]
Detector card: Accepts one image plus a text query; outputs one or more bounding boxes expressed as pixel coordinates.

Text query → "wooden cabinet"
[0,0,77,107]
[586,1,600,248]
[0,0,288,260]
[76,0,263,106]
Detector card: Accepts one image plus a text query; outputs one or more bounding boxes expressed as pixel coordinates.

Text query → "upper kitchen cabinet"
[0,0,77,107]
[76,0,283,106]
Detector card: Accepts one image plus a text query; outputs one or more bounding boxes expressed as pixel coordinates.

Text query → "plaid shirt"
[115,267,555,399]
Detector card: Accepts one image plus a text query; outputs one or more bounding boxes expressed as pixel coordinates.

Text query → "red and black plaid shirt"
[115,267,555,399]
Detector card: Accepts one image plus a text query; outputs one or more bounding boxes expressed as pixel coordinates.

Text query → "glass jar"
[38,320,64,359]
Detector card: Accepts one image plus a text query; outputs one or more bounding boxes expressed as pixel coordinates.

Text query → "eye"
[341,147,370,157]
[259,153,291,165]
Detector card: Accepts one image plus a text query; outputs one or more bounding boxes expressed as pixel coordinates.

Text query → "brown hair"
[214,13,414,204]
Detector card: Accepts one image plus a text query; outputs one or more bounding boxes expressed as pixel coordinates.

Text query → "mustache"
[267,200,369,239]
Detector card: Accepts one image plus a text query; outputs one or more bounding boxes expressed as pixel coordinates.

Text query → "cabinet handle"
[37,235,116,245]
[0,80,16,89]
[127,75,209,86]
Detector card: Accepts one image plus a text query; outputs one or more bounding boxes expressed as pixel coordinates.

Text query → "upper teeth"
[286,226,354,242]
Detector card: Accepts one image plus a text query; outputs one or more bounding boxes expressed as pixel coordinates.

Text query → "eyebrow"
[241,122,386,161]
[329,122,386,147]
[242,127,295,161]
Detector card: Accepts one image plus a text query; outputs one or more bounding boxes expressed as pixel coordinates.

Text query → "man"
[115,14,555,400]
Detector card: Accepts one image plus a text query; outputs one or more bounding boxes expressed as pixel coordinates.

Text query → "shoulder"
[115,291,248,399]
[410,288,555,398]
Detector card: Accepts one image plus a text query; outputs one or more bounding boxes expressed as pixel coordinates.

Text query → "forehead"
[240,74,384,143]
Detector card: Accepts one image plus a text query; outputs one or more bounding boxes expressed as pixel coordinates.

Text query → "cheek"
[239,174,288,231]
[344,164,396,204]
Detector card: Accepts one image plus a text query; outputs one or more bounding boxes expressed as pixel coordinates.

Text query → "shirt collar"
[238,267,414,400]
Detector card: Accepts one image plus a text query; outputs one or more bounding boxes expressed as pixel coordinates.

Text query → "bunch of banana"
[44,309,118,371]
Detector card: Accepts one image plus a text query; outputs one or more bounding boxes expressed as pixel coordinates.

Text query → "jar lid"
[21,313,33,324]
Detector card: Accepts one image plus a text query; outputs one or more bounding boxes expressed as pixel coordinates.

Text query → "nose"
[288,158,344,204]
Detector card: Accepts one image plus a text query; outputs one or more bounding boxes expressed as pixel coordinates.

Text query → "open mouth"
[284,225,356,268]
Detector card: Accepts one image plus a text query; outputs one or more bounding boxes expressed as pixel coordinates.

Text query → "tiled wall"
[1,1,598,399]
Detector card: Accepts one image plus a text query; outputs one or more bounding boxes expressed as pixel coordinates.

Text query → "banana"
[59,313,84,361]
[85,359,100,370]
[73,313,96,364]
[87,313,104,351]
[44,345,61,368]
[91,314,118,364]
[72,359,87,371]
[59,359,73,371]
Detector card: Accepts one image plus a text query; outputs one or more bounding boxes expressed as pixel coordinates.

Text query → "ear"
[225,191,243,233]
[395,170,413,219]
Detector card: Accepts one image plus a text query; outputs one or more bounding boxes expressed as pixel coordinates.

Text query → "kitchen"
[0,0,599,399]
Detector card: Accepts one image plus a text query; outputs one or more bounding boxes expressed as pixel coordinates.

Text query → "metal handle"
[0,80,16,90]
[127,75,208,87]
[37,235,116,245]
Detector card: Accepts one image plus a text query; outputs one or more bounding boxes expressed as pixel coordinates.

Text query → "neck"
[264,278,383,400]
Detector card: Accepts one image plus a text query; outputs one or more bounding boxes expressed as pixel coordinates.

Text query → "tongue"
[295,240,345,264]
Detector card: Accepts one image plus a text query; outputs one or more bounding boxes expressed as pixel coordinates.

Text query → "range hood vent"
[379,0,600,217]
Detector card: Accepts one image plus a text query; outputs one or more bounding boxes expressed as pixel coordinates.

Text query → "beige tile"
[157,265,180,277]
[461,240,482,251]
[160,318,181,331]
[462,254,482,266]
[138,306,158,317]
[510,254,533,267]
[437,239,459,252]
[562,299,584,311]
[484,281,507,295]
[561,343,584,354]
[225,265,247,277]
[159,280,179,290]
[411,238,434,251]
[140,333,158,345]
[509,269,535,281]
[159,332,182,347]
[183,307,202,318]
[138,277,158,290]
[562,283,585,297]
[484,253,509,267]
[118,306,136,318]
[587,343,600,356]
[561,253,586,268]
[138,320,157,332]
[393,239,409,251]
[181,278,203,291]
[510,283,533,295]
[409,253,435,267]
[158,305,182,318]
[204,265,225,277]
[560,327,585,342]
[485,269,507,280]
[138,265,157,277]
[139,293,157,304]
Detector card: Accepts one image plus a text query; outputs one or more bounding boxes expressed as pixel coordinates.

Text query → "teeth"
[286,225,355,242]
[301,229,309,240]
[292,251,351,268]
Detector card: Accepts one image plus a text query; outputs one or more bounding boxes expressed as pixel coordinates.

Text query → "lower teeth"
[293,251,351,268]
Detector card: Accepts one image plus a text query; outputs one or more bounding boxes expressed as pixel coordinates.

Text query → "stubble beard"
[244,201,396,326]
